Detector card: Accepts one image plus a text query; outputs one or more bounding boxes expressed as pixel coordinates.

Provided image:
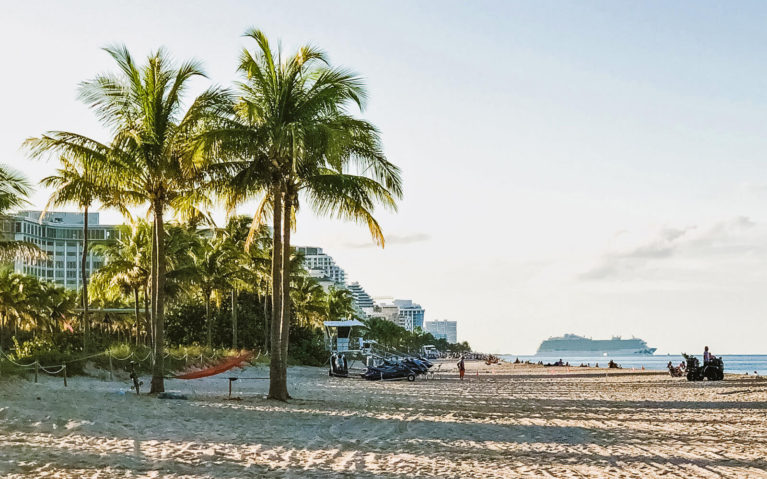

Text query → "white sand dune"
[2,361,767,478]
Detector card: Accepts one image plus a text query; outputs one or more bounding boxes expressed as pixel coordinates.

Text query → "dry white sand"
[1,360,767,478]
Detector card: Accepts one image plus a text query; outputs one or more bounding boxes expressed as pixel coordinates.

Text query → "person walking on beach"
[457,355,465,380]
[704,346,713,364]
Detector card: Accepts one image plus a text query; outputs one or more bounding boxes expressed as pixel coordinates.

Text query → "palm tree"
[0,268,31,349]
[207,29,402,400]
[290,276,326,328]
[37,155,111,350]
[189,234,239,347]
[25,46,228,393]
[0,165,41,261]
[90,222,151,345]
[326,286,356,322]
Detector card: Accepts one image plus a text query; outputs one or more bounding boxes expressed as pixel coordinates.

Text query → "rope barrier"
[109,352,134,361]
[39,364,66,375]
[1,347,259,387]
[0,352,39,368]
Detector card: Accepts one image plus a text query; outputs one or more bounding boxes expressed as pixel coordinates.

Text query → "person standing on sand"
[457,355,465,380]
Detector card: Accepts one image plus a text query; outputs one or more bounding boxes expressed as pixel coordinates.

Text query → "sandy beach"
[1,360,767,478]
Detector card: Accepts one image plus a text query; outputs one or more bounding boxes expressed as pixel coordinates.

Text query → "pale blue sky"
[3,1,767,353]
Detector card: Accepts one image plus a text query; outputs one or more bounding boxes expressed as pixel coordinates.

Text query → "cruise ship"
[536,334,656,356]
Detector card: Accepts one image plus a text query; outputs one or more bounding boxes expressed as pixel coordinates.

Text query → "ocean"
[499,354,767,375]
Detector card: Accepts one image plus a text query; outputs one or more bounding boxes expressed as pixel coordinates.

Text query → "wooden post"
[109,353,114,381]
[63,365,67,387]
[34,361,39,383]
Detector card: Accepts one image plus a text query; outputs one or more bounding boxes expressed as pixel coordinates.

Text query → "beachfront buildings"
[0,210,118,289]
[425,320,458,344]
[347,281,374,310]
[394,299,425,330]
[365,298,425,332]
[296,246,346,285]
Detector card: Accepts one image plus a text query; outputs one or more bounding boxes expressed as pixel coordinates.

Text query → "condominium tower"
[0,211,118,289]
[424,320,458,344]
[296,246,346,285]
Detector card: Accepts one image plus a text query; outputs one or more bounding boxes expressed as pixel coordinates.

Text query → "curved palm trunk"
[268,184,287,400]
[279,192,293,396]
[82,205,90,351]
[150,202,166,394]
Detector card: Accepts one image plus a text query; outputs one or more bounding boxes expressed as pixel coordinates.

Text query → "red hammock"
[174,352,254,380]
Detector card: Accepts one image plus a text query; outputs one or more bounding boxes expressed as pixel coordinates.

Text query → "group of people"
[667,346,717,377]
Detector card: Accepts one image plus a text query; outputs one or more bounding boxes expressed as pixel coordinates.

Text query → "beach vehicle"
[683,353,724,381]
[421,345,439,359]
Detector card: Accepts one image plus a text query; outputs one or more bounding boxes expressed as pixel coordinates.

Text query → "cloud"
[343,233,431,249]
[580,217,756,281]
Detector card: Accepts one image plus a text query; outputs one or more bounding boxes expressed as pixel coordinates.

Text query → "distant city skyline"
[4,1,767,353]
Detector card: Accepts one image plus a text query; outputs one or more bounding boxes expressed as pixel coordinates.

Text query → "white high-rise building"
[425,320,458,344]
[347,281,374,310]
[296,246,346,285]
[394,299,425,331]
[0,211,119,289]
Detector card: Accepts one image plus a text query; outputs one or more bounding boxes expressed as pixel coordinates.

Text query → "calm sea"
[499,354,767,375]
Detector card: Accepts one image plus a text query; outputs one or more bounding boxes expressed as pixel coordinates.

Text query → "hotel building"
[0,211,119,289]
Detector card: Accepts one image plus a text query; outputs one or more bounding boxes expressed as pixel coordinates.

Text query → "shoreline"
[2,362,767,478]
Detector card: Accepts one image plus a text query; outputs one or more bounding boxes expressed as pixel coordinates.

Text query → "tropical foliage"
[0,217,363,366]
[0,165,41,261]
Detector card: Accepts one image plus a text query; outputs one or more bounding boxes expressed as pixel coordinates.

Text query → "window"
[67,262,76,269]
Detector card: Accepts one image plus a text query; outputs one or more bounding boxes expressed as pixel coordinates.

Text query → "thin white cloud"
[581,217,756,281]
[343,233,431,249]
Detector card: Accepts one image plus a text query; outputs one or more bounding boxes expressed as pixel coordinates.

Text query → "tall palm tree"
[207,29,402,401]
[37,155,111,350]
[0,165,41,261]
[25,46,228,393]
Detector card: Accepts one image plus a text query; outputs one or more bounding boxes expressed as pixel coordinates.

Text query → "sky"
[2,1,767,354]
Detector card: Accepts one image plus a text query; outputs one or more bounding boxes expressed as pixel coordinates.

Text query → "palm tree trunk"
[205,292,212,348]
[82,205,90,351]
[144,285,151,348]
[150,201,166,394]
[133,287,140,346]
[262,290,269,351]
[268,183,286,400]
[150,224,157,348]
[279,191,293,396]
[231,288,238,349]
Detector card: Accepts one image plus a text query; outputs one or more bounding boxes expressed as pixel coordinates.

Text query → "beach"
[1,360,767,478]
